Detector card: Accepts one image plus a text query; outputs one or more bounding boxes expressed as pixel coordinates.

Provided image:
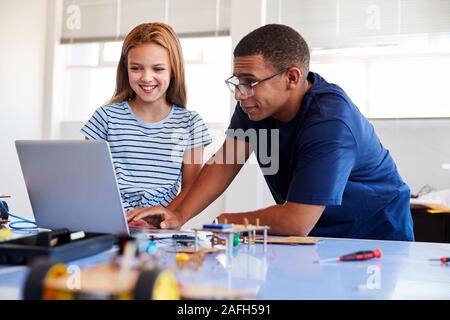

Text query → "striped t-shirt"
[81,101,212,212]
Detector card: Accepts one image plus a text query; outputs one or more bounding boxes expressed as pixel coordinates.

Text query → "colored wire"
[8,212,38,231]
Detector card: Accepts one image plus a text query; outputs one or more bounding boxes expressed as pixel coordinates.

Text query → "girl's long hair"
[109,22,186,107]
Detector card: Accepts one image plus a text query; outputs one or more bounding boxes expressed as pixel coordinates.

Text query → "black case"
[0,231,114,265]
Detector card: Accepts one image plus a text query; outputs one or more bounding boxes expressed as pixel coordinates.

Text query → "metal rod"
[194,230,198,251]
[263,228,268,253]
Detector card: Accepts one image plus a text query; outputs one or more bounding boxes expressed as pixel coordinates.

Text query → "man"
[127,24,414,241]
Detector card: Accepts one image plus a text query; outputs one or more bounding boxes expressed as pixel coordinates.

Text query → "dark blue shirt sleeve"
[287,119,357,206]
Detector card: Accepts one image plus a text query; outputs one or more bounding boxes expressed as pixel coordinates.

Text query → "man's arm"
[218,202,325,236]
[127,137,252,227]
[176,137,252,225]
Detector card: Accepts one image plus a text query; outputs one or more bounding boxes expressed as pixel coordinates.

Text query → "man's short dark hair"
[234,24,310,80]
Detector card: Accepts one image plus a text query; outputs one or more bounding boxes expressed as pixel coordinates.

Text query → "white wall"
[373,119,450,194]
[0,0,48,219]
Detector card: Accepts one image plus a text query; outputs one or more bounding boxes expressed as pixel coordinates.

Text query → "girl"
[81,23,212,227]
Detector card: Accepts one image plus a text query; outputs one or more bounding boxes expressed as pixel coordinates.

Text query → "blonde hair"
[109,22,187,107]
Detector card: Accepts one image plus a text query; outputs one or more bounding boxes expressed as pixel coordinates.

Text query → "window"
[311,42,450,118]
[181,37,232,122]
[266,0,450,118]
[62,36,231,123]
[63,42,116,122]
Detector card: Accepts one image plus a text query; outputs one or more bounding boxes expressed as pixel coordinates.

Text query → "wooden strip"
[254,236,322,245]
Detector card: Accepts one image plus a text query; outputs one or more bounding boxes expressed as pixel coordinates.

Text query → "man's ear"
[286,67,302,87]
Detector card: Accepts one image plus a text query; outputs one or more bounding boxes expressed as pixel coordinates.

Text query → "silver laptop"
[15,140,130,235]
[15,140,193,238]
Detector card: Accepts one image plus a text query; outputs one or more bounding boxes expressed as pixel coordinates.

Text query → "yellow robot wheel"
[152,270,180,300]
[23,259,59,300]
[133,269,179,300]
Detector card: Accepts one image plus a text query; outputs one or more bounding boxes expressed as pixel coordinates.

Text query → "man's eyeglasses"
[225,68,289,98]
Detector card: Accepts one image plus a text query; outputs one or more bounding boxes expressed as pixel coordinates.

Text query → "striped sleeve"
[81,106,109,140]
[187,111,212,149]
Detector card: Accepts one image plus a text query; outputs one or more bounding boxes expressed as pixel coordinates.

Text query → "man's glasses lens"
[226,81,237,93]
[225,68,289,97]
[226,77,252,96]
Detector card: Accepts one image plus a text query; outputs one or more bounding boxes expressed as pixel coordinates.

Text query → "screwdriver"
[429,257,450,264]
[315,248,382,263]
